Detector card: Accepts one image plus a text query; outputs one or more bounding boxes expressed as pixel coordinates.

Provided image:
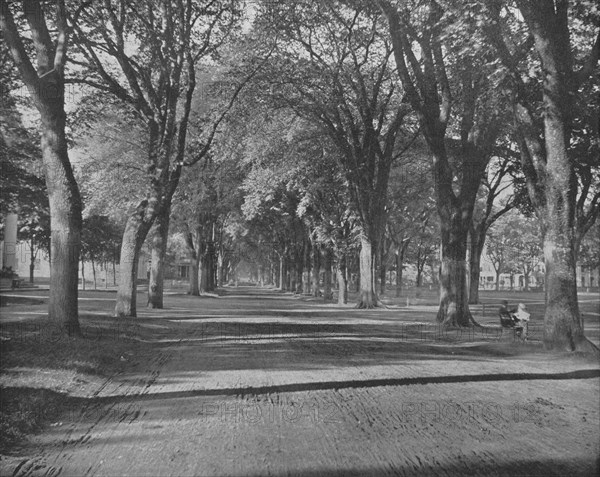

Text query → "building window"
[178,266,189,279]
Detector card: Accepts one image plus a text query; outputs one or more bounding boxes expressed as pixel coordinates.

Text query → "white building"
[1,213,148,287]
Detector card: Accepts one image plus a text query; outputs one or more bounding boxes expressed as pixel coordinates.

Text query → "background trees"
[2,0,597,354]
[255,0,415,307]
[69,0,241,315]
[468,153,519,303]
[485,213,543,291]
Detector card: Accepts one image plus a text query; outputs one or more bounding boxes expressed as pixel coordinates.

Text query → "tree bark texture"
[336,254,348,305]
[115,201,155,317]
[436,221,472,327]
[468,236,484,304]
[357,235,377,308]
[1,0,83,335]
[323,247,333,301]
[312,244,320,298]
[148,206,170,308]
[379,238,387,296]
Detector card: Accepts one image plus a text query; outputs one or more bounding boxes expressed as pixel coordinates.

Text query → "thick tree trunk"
[495,270,501,291]
[323,247,333,301]
[200,251,209,293]
[302,269,310,295]
[337,254,347,305]
[357,235,377,308]
[189,256,200,296]
[436,226,472,326]
[286,264,293,291]
[42,107,83,335]
[289,262,296,292]
[503,4,596,352]
[542,230,586,350]
[81,259,85,291]
[115,202,154,317]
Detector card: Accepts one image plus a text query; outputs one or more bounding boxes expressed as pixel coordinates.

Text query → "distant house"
[478,243,598,291]
[577,265,599,290]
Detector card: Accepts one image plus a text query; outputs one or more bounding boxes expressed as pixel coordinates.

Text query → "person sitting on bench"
[498,300,517,327]
[513,303,530,340]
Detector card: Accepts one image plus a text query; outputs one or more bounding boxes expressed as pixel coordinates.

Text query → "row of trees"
[2,0,598,351]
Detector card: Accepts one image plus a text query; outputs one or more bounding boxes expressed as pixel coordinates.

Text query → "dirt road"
[2,287,599,476]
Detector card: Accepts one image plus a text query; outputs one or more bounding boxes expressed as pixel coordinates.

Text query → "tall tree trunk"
[323,247,333,301]
[416,262,423,288]
[395,251,403,297]
[29,238,35,283]
[468,237,483,304]
[289,261,296,293]
[285,258,294,291]
[357,235,377,308]
[304,241,311,295]
[43,108,83,335]
[543,228,584,350]
[279,255,286,291]
[436,224,471,326]
[224,257,230,285]
[337,254,348,305]
[312,244,320,298]
[81,258,85,291]
[184,227,199,295]
[379,239,386,296]
[355,252,361,293]
[189,256,200,296]
[296,248,304,293]
[91,256,97,290]
[206,241,216,291]
[1,8,83,336]
[495,270,501,291]
[115,201,154,317]
[217,252,225,286]
[200,251,209,293]
[495,2,594,351]
[112,258,117,286]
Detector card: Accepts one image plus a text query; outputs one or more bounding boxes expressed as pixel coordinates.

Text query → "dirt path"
[2,287,599,476]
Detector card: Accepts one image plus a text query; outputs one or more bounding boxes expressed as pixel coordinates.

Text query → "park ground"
[0,286,599,476]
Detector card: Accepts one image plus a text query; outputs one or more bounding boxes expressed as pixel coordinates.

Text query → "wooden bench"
[499,312,524,339]
[11,278,25,289]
